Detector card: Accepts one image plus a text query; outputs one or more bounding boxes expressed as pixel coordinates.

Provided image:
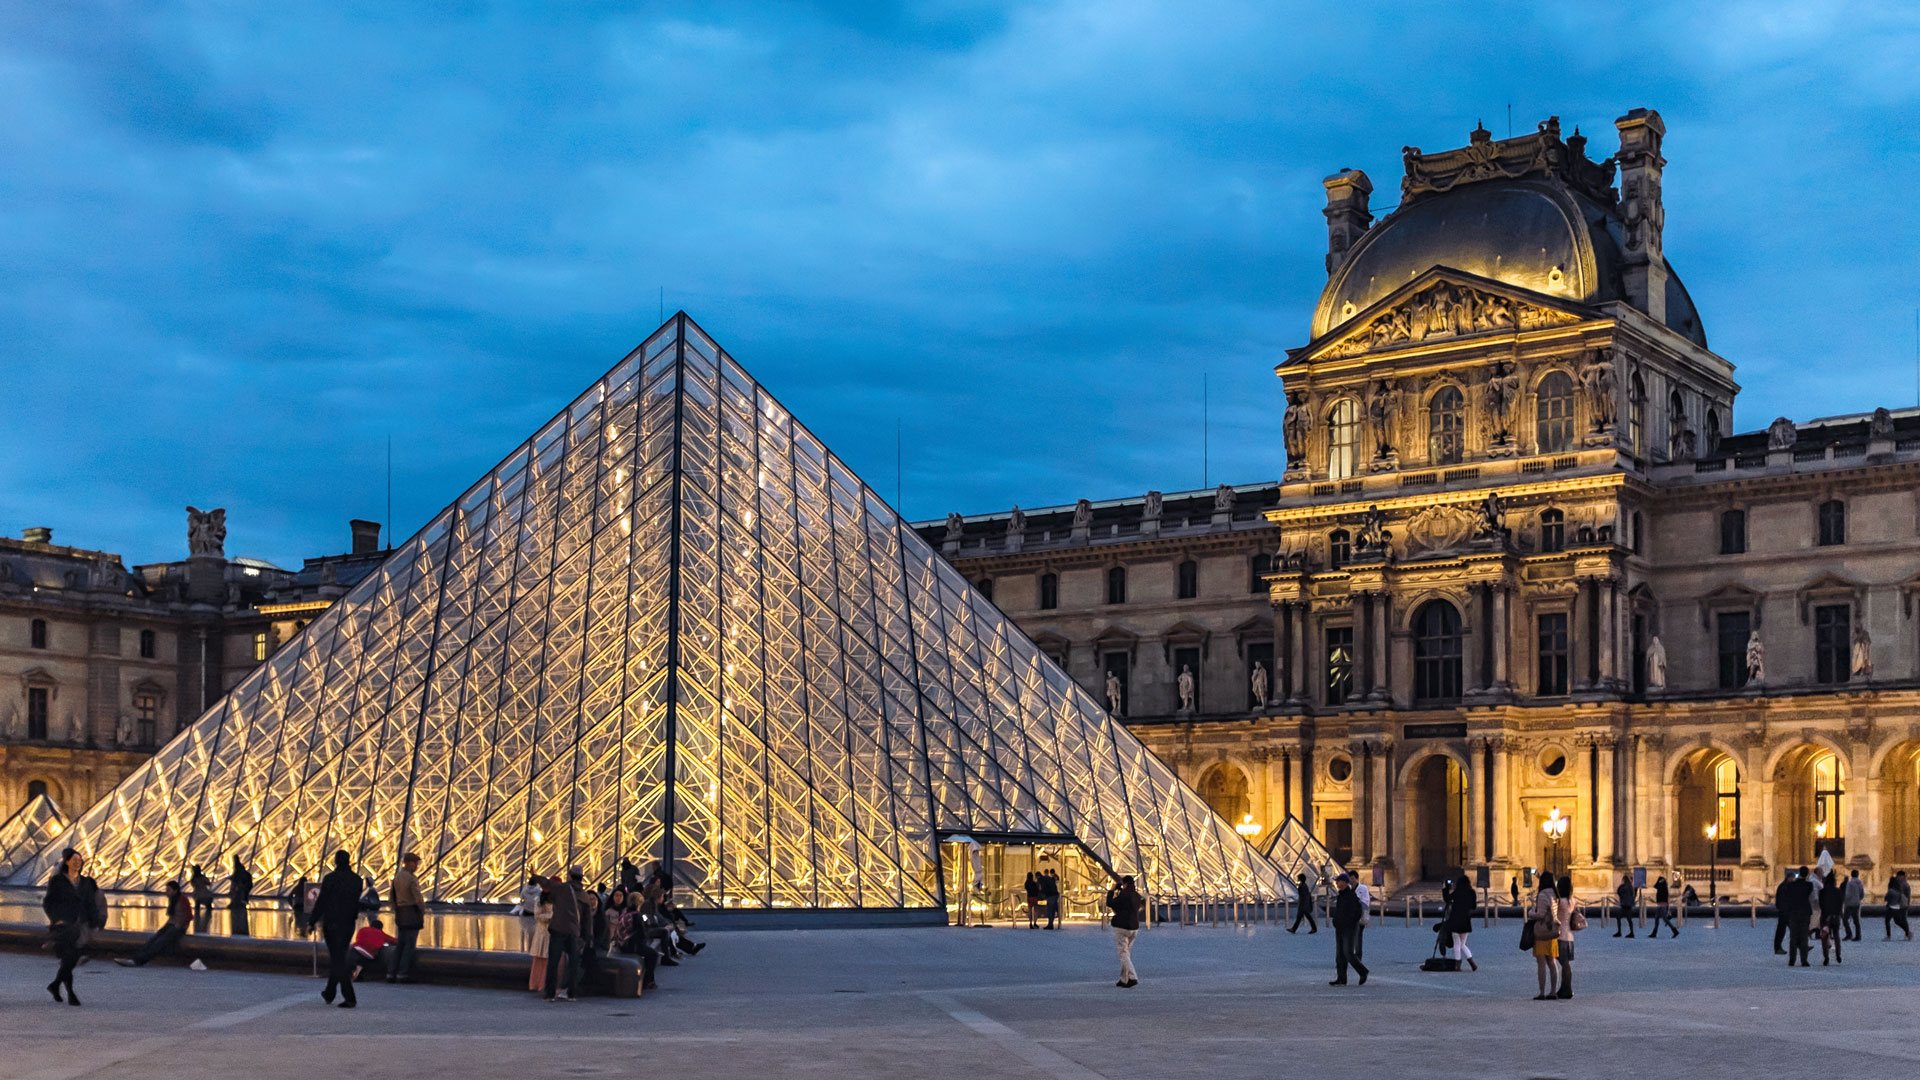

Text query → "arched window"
[1714,757,1741,850]
[1705,408,1722,453]
[1327,398,1361,480]
[30,618,47,649]
[1668,389,1686,460]
[1328,529,1351,570]
[139,629,157,659]
[1629,374,1647,458]
[1177,560,1199,600]
[1412,600,1464,703]
[1536,371,1575,453]
[1038,572,1059,610]
[1106,566,1127,605]
[1248,553,1273,594]
[1812,751,1844,850]
[27,779,48,800]
[1198,764,1251,825]
[1428,386,1465,465]
[1719,509,1746,554]
[1539,509,1565,553]
[976,578,994,602]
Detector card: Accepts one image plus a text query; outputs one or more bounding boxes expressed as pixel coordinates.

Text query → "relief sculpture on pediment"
[1324,282,1574,358]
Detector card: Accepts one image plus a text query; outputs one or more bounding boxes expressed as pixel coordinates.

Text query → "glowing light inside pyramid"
[8,316,1287,906]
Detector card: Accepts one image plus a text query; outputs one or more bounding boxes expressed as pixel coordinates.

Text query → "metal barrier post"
[1713,895,1721,929]
[1749,900,1755,928]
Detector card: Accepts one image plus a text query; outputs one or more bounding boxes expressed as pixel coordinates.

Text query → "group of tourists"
[1771,866,1911,966]
[1023,870,1066,929]
[515,857,705,1000]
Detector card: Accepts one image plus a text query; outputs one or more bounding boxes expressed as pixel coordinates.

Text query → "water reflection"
[0,888,530,953]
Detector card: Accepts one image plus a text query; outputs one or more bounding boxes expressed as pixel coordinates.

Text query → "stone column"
[1372,741,1393,876]
[1572,580,1593,692]
[1748,737,1774,876]
[1356,594,1374,698]
[1468,737,1487,866]
[1849,733,1875,871]
[1350,740,1372,864]
[1290,604,1310,704]
[1465,584,1487,694]
[1492,737,1512,865]
[1596,736,1616,866]
[1599,581,1617,690]
[1274,602,1293,702]
[1491,585,1511,689]
[1370,594,1392,704]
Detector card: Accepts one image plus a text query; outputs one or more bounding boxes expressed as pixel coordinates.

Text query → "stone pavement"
[5,916,1917,1080]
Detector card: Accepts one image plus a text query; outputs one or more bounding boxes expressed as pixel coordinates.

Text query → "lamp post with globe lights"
[1542,807,1570,879]
[1705,822,1719,901]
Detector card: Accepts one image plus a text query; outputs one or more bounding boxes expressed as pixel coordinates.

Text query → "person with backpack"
[1442,869,1477,971]
[1104,875,1143,988]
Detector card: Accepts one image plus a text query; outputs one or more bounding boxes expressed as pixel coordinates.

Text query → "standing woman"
[528,887,553,992]
[1554,873,1578,999]
[1443,869,1477,971]
[1530,872,1560,1000]
[1024,872,1041,929]
[43,848,86,1006]
[1650,876,1678,938]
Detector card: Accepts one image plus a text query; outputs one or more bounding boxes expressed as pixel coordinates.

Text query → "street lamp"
[1234,813,1262,839]
[1542,806,1569,877]
[1814,819,1828,860]
[1705,822,1719,901]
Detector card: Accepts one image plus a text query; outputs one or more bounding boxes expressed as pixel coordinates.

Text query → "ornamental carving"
[1403,503,1481,558]
[1323,281,1579,358]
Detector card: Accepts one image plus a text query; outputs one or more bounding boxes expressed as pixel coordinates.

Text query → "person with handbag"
[1104,875,1143,988]
[43,848,87,1006]
[1527,871,1560,1000]
[1442,870,1477,971]
[1554,873,1582,998]
[389,852,426,983]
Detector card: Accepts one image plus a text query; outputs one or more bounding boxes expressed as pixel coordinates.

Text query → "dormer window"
[1536,371,1575,453]
[1327,399,1360,480]
[1429,386,1465,466]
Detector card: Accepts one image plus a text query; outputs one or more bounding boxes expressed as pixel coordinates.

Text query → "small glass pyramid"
[9,316,1286,909]
[0,793,68,879]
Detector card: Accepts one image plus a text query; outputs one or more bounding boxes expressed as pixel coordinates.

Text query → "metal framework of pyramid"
[0,794,67,879]
[9,315,1286,909]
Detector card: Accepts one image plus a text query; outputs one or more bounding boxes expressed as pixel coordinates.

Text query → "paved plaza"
[5,916,1918,1080]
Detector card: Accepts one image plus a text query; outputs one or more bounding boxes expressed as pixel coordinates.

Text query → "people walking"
[1530,872,1560,1000]
[1442,869,1477,971]
[116,881,193,967]
[1328,873,1368,986]
[1780,866,1815,967]
[1105,874,1142,988]
[534,868,588,1002]
[1352,874,1372,961]
[189,864,214,932]
[1613,873,1636,938]
[1818,871,1844,965]
[1888,872,1913,941]
[314,850,366,1007]
[390,852,425,983]
[229,857,254,936]
[1650,876,1678,938]
[1287,872,1317,934]
[1553,873,1579,999]
[1772,868,1795,955]
[43,848,87,1006]
[1024,872,1041,929]
[1842,870,1864,941]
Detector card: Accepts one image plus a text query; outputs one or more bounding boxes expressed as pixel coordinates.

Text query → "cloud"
[1,1,1916,566]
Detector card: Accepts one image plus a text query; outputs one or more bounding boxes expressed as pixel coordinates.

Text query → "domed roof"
[1310,124,1706,349]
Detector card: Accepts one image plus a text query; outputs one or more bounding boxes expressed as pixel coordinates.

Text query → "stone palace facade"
[916,110,1920,897]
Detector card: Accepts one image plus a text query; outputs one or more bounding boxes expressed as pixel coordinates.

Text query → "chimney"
[1614,108,1668,324]
[21,527,52,545]
[1322,168,1374,274]
[350,519,382,555]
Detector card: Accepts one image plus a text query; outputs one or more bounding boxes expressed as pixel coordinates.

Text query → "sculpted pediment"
[1304,268,1589,362]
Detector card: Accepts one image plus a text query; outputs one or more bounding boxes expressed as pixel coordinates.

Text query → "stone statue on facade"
[186,506,227,558]
[1357,504,1389,552]
[116,713,135,748]
[1142,490,1163,520]
[1645,635,1667,692]
[1282,391,1310,464]
[1766,417,1797,451]
[943,512,964,542]
[0,701,20,740]
[1105,671,1124,715]
[1473,489,1504,539]
[1214,484,1236,513]
[1871,406,1895,440]
[1177,665,1196,711]
[1581,351,1615,430]
[1745,631,1766,685]
[1072,498,1093,532]
[1250,661,1269,707]
[1006,506,1025,538]
[1485,362,1521,439]
[1851,625,1873,678]
[1367,379,1400,456]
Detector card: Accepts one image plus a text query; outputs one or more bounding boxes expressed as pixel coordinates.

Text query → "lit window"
[1714,757,1740,845]
[1327,399,1360,480]
[1812,751,1844,847]
[1325,627,1353,706]
[252,632,269,661]
[1536,371,1575,453]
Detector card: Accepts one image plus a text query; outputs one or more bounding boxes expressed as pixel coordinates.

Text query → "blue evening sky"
[3,2,1917,568]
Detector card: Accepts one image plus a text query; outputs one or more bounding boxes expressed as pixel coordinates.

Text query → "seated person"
[350,918,399,981]
[116,881,193,967]
[658,883,705,955]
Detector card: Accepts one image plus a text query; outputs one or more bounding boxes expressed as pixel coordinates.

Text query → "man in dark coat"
[43,848,87,1005]
[1613,873,1637,938]
[1779,866,1816,968]
[1287,872,1317,934]
[1818,872,1845,965]
[314,850,366,1007]
[1772,868,1795,955]
[533,867,589,1001]
[1329,873,1369,986]
[229,857,254,936]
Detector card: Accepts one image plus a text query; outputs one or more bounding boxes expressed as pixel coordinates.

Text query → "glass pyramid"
[1261,814,1345,890]
[0,793,68,879]
[9,315,1286,909]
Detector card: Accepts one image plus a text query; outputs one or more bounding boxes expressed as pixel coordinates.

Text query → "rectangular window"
[1177,560,1198,600]
[1249,554,1273,594]
[1173,645,1201,711]
[1324,818,1354,867]
[1325,626,1353,706]
[1818,500,1846,546]
[1038,573,1058,611]
[253,632,269,662]
[1719,510,1746,555]
[1536,612,1570,696]
[27,687,49,740]
[1814,604,1850,685]
[1106,567,1127,605]
[136,694,158,748]
[1716,611,1751,690]
[30,619,47,649]
[1245,641,1273,708]
[139,629,157,659]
